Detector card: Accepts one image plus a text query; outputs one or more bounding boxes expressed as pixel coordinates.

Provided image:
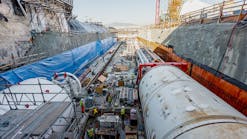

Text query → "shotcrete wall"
[138,23,247,85]
[30,32,112,58]
[0,30,112,66]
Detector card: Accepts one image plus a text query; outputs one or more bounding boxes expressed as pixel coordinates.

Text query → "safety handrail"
[153,0,247,29]
[181,0,247,24]
[0,52,48,72]
[56,0,73,6]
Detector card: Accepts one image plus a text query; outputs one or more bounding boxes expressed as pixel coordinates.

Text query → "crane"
[167,0,183,22]
[155,0,161,24]
[155,0,183,25]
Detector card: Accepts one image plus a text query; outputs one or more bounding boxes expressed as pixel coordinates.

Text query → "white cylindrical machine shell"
[139,65,247,139]
[0,78,71,114]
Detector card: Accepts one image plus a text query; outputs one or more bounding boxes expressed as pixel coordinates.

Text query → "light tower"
[155,0,160,25]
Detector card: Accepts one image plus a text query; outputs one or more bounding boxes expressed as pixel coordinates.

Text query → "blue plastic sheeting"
[0,37,116,89]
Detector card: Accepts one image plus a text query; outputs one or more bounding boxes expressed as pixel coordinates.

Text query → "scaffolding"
[0,79,70,110]
[167,0,183,22]
[25,0,73,14]
[0,72,85,138]
[0,71,81,110]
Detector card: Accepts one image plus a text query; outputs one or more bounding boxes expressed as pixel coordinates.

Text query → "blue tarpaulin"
[0,37,116,89]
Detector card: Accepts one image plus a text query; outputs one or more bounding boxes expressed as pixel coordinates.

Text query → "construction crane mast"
[167,0,183,22]
[155,0,183,25]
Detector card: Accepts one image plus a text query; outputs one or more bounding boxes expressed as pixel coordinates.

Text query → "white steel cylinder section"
[139,65,247,139]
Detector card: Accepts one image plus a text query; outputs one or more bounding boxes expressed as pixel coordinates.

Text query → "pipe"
[139,65,247,139]
[17,0,27,17]
[52,72,82,97]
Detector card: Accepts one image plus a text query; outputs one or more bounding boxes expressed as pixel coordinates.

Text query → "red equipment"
[137,62,188,84]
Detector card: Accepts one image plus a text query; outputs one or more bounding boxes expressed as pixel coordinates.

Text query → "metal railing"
[24,0,73,7]
[0,81,70,110]
[152,0,247,29]
[181,0,247,24]
[0,52,48,72]
[56,0,73,6]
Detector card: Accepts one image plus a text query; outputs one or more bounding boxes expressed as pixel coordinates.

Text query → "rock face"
[138,23,247,85]
[0,0,113,67]
[0,0,31,65]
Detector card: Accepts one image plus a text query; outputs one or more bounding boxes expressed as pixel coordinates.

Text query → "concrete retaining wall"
[138,23,247,84]
[0,31,112,66]
[30,32,112,58]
